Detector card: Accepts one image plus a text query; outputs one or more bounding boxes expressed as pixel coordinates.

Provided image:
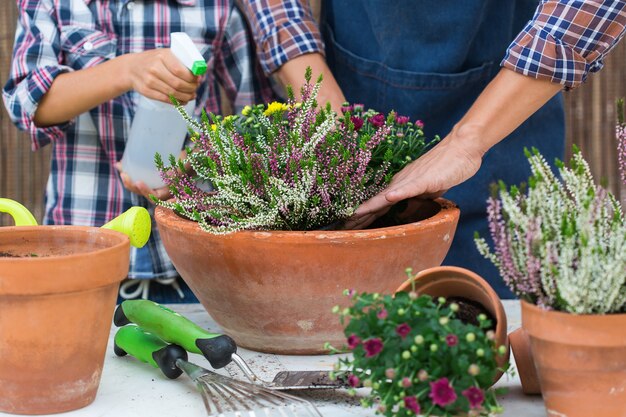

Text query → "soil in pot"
[444,296,496,330]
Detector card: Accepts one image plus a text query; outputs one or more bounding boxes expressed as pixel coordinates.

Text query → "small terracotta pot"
[508,327,541,395]
[0,226,129,415]
[395,266,510,385]
[521,300,626,417]
[155,198,459,354]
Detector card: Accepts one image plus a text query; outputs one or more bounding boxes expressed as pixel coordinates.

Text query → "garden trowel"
[113,299,350,390]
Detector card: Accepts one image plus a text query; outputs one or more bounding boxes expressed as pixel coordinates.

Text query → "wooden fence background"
[1,2,625,226]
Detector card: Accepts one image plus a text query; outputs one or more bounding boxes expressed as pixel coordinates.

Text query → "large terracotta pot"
[521,300,626,417]
[155,197,459,354]
[395,266,510,385]
[0,226,129,415]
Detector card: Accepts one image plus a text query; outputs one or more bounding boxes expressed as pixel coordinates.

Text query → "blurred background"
[1,1,625,226]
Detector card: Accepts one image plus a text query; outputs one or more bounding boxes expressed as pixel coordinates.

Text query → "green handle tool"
[114,325,187,379]
[0,198,151,248]
[114,300,237,369]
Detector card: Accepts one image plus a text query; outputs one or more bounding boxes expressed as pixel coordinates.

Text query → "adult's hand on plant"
[346,132,485,230]
[115,162,172,202]
[126,49,199,105]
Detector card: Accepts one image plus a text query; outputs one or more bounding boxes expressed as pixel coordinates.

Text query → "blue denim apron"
[321,0,565,297]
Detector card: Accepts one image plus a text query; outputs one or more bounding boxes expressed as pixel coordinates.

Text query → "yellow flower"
[264,101,288,116]
[210,124,217,131]
[241,105,252,116]
[223,115,235,123]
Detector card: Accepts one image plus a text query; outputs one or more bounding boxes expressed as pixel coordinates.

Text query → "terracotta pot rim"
[520,299,626,320]
[0,226,129,262]
[155,197,459,240]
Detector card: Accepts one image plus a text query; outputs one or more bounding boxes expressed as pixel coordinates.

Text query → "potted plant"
[330,272,509,417]
[474,147,626,417]
[153,69,460,353]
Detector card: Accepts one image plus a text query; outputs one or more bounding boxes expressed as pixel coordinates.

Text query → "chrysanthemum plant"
[153,68,437,233]
[475,146,626,314]
[327,270,508,417]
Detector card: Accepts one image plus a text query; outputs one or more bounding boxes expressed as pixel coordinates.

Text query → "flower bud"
[486,330,496,340]
[417,370,429,381]
[372,382,380,390]
[414,335,424,345]
[439,316,449,325]
[372,293,380,300]
[478,313,487,321]
[385,368,396,379]
[438,297,446,304]
[468,364,480,376]
[401,377,412,388]
[430,344,438,352]
[476,348,485,357]
[331,305,340,314]
[449,302,459,312]
[410,345,418,352]
[397,308,406,316]
[466,332,476,342]
[342,307,350,316]
[377,404,387,413]
[408,291,418,300]
[498,345,508,355]
[363,379,372,388]
[402,350,411,359]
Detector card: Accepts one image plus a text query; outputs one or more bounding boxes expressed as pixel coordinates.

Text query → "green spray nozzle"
[0,198,151,248]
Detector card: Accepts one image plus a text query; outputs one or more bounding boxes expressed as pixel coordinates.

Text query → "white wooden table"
[0,301,545,417]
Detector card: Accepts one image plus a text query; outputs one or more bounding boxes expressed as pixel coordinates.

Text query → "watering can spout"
[0,198,151,248]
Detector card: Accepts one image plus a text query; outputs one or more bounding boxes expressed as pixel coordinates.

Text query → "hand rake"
[115,325,322,417]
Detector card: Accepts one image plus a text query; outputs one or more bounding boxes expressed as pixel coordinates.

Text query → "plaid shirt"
[3,0,273,279]
[240,0,626,89]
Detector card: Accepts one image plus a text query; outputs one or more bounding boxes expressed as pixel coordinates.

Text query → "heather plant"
[327,271,508,417]
[617,98,626,184]
[154,68,436,233]
[475,147,626,314]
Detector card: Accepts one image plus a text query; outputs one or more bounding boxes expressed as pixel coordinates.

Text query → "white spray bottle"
[121,32,207,189]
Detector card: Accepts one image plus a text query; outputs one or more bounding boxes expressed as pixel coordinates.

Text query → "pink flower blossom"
[347,334,361,349]
[348,374,360,388]
[462,386,485,409]
[363,338,384,357]
[369,114,385,128]
[429,377,457,407]
[401,377,412,388]
[395,115,410,125]
[385,368,396,379]
[341,104,353,113]
[351,116,364,131]
[445,334,459,347]
[415,120,424,129]
[404,396,421,414]
[377,309,388,319]
[395,323,412,339]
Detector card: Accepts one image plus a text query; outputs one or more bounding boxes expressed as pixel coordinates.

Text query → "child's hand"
[115,162,172,202]
[126,49,199,104]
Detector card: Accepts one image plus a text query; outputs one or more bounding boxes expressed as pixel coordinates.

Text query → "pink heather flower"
[377,309,388,319]
[462,386,485,409]
[415,120,424,129]
[363,338,384,357]
[369,113,385,128]
[385,368,396,379]
[395,115,410,125]
[401,377,412,388]
[351,116,364,131]
[347,334,361,349]
[341,104,354,113]
[445,334,459,347]
[353,103,364,111]
[429,377,457,407]
[348,374,360,388]
[396,323,412,339]
[404,396,421,414]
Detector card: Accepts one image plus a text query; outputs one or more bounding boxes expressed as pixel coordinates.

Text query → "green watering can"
[0,198,151,248]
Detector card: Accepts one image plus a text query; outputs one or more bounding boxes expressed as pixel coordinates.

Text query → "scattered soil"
[444,296,496,330]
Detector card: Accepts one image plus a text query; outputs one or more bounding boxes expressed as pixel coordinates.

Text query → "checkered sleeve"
[502,0,626,89]
[216,5,276,113]
[237,0,325,75]
[1,0,74,150]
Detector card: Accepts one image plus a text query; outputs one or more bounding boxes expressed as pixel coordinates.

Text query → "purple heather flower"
[347,334,361,349]
[369,113,385,128]
[341,104,354,113]
[445,334,459,347]
[363,338,383,357]
[415,120,424,129]
[351,116,364,131]
[377,308,388,319]
[404,396,421,414]
[429,378,457,407]
[348,374,360,388]
[462,386,485,409]
[395,115,410,125]
[396,323,412,339]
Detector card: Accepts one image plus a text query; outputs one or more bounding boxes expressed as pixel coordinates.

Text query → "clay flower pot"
[521,300,626,417]
[508,327,541,395]
[395,266,510,384]
[0,226,129,415]
[155,197,459,354]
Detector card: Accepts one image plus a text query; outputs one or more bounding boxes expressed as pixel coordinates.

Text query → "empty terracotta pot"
[0,226,129,415]
[522,300,626,417]
[395,266,510,385]
[155,198,459,354]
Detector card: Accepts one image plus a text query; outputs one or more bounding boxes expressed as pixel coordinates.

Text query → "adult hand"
[344,129,485,229]
[126,49,199,105]
[115,162,172,202]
